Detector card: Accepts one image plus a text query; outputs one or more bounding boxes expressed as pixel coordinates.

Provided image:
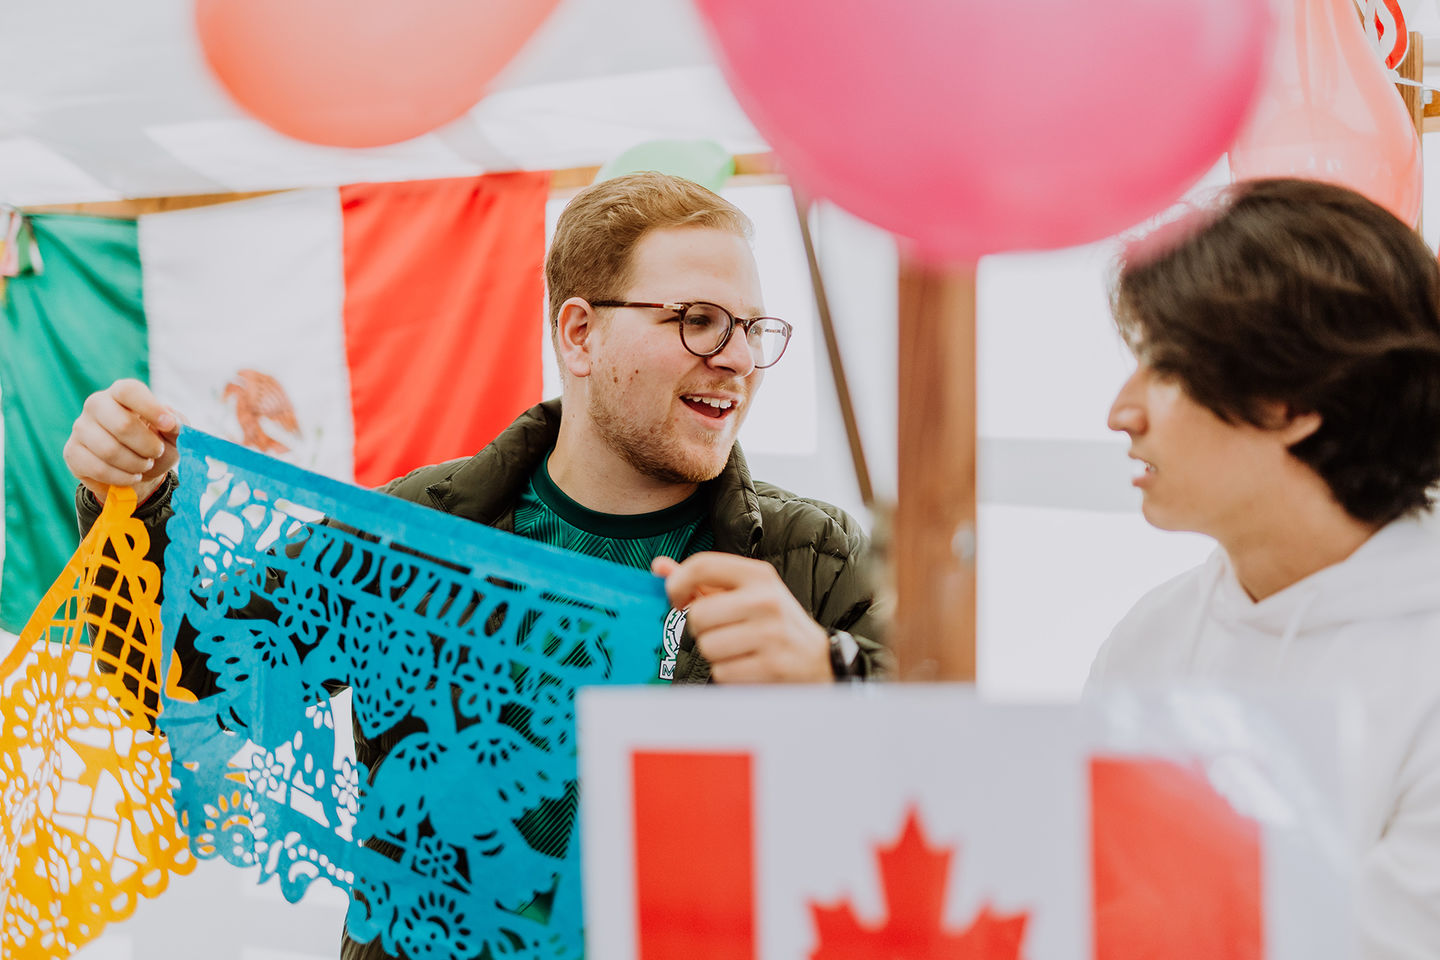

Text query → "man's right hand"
[63,379,181,504]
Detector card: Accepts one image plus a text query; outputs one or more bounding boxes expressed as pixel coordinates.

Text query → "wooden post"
[1398,31,1425,133]
[892,257,977,682]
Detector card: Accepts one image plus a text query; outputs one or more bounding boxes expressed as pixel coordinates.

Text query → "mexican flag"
[0,172,549,632]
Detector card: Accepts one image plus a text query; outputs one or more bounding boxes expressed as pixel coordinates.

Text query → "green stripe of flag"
[0,215,148,632]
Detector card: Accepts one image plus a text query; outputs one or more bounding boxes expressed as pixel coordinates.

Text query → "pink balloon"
[1229,0,1421,227]
[694,0,1273,261]
[196,0,560,148]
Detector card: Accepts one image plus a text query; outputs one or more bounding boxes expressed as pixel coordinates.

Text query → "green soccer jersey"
[513,456,713,685]
[507,456,714,933]
[513,457,714,572]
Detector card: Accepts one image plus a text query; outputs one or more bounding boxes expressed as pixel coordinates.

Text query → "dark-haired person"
[1089,178,1440,958]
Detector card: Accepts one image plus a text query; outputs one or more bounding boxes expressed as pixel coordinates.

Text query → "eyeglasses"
[589,300,793,369]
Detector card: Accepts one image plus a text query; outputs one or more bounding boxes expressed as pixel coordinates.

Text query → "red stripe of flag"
[1091,756,1264,960]
[632,751,757,960]
[340,172,549,488]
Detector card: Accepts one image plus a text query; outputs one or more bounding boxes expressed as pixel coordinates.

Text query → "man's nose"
[1100,397,1146,434]
[709,324,758,376]
[1107,375,1146,434]
[1107,402,1143,435]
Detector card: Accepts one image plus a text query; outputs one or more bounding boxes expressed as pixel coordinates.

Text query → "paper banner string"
[159,428,670,960]
[0,486,195,960]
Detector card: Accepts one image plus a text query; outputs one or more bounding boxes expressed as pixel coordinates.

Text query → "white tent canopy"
[0,0,768,205]
[9,0,1440,207]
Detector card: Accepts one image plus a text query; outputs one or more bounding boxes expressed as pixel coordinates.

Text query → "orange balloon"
[196,0,560,148]
[1230,0,1421,225]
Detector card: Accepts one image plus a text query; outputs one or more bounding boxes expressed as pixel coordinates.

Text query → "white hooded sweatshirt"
[1088,513,1440,960]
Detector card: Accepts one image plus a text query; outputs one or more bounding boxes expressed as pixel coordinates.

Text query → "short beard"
[587,388,732,485]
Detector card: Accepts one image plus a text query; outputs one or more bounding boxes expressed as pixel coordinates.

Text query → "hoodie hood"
[1206,512,1440,640]
[1091,511,1440,951]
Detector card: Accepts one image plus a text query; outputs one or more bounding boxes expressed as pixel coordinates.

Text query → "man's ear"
[1272,403,1322,446]
[554,297,597,379]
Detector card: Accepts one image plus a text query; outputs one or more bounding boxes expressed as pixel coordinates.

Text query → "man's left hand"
[652,552,832,683]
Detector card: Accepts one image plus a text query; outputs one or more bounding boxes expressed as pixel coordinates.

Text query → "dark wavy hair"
[1113,177,1440,525]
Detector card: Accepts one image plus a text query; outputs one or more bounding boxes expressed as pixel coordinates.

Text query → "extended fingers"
[685,586,789,638]
[72,404,160,472]
[657,553,831,682]
[63,440,148,489]
[693,619,771,665]
[698,620,829,684]
[110,379,178,434]
[64,380,182,503]
[707,650,774,685]
[95,386,175,455]
[660,552,778,608]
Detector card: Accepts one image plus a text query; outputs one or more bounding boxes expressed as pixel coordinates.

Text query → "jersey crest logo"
[660,607,686,681]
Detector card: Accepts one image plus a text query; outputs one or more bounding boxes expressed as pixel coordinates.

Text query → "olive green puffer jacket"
[378,399,892,683]
[77,399,892,687]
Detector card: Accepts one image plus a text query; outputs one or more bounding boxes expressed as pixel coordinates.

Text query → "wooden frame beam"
[25,153,783,219]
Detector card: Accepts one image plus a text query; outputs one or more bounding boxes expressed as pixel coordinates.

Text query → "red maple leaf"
[809,808,1030,960]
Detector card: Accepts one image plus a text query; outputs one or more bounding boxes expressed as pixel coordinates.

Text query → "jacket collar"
[709,439,764,558]
[426,398,764,554]
[426,399,561,526]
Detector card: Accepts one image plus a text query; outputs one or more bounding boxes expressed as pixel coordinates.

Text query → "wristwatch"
[828,629,861,680]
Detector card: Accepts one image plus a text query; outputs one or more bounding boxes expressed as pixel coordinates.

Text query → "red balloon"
[693,0,1273,262]
[196,0,560,148]
[1229,0,1421,227]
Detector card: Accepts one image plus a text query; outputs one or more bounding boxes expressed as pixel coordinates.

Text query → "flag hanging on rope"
[0,171,549,634]
[0,215,148,636]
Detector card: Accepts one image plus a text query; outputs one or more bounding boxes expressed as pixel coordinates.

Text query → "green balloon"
[594,139,736,193]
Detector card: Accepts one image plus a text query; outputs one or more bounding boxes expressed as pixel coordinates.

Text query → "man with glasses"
[65,171,887,959]
[65,171,891,689]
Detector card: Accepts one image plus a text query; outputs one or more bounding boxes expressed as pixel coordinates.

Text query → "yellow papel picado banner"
[0,487,195,959]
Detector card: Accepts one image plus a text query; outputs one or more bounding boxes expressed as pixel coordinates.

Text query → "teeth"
[1131,459,1155,478]
[684,395,734,410]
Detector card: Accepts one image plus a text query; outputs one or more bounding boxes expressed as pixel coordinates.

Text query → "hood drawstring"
[1185,557,1324,677]
[1275,587,1321,672]
[1184,559,1224,675]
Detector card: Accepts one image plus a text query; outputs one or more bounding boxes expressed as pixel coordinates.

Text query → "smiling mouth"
[681,395,736,420]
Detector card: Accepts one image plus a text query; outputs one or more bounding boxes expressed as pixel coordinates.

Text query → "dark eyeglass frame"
[589,300,794,369]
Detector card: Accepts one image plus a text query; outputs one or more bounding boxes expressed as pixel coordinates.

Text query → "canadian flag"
[579,688,1353,959]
